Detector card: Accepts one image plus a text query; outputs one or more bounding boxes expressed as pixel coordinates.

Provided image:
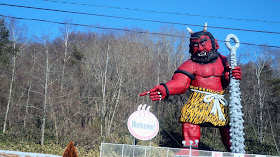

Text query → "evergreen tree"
[0,18,14,65]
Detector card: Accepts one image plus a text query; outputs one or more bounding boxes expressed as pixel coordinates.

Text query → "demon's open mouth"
[198,51,207,56]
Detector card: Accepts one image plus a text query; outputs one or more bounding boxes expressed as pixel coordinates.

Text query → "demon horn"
[203,22,207,32]
[186,27,194,35]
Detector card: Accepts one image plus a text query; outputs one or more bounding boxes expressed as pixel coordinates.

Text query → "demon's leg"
[182,122,201,147]
[219,126,231,152]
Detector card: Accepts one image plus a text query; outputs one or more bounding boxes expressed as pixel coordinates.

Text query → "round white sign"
[127,104,159,141]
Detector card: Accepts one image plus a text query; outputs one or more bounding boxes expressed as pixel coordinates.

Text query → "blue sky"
[1,0,280,54]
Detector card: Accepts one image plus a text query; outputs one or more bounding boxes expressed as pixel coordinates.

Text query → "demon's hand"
[224,66,242,82]
[140,85,167,101]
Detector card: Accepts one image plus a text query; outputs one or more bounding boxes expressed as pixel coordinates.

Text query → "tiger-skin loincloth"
[180,86,229,126]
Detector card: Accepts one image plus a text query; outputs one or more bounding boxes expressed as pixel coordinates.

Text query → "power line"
[1,3,280,36]
[1,14,280,49]
[41,0,280,24]
[0,15,183,37]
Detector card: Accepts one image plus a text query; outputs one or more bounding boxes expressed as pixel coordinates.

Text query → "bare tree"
[41,37,50,145]
[59,22,74,92]
[3,18,27,133]
[24,52,36,128]
[244,46,272,144]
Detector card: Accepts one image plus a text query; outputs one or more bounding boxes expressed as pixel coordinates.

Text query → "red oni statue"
[140,23,241,151]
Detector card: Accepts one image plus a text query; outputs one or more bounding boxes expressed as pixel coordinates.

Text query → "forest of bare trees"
[0,17,279,156]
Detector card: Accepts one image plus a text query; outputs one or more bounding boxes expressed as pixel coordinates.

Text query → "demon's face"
[188,31,220,64]
[190,35,212,56]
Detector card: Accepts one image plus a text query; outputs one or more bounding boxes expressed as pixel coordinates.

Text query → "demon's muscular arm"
[140,70,192,101]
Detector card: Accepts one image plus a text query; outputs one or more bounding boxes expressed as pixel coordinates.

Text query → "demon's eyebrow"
[200,37,208,43]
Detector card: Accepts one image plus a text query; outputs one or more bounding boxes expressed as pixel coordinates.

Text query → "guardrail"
[100,143,278,157]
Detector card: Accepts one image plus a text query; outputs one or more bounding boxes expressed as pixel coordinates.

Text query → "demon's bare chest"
[194,61,224,78]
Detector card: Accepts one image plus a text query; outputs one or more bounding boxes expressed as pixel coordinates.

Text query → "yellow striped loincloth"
[180,86,229,126]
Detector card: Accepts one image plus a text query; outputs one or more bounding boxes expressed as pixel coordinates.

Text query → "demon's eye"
[199,37,208,46]
[191,42,199,47]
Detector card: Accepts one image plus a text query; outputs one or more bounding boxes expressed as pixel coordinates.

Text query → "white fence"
[100,143,279,157]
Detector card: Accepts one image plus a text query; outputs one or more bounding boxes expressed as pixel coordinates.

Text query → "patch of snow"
[0,150,62,157]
